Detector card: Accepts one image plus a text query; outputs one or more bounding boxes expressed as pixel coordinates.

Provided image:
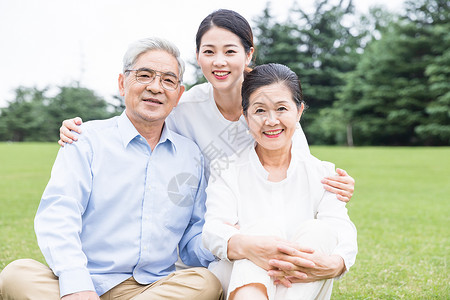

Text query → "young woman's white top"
[166,82,310,180]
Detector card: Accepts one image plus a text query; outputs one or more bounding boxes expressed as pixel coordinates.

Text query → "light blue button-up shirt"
[35,111,214,297]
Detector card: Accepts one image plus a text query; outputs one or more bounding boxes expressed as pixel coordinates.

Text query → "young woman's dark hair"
[196,9,255,58]
[241,63,304,116]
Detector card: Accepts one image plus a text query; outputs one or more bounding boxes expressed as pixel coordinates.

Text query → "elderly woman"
[202,63,357,300]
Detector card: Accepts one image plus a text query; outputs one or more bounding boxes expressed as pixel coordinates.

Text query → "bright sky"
[0,0,404,108]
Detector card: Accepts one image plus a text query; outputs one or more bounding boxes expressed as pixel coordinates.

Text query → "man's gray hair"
[122,37,185,82]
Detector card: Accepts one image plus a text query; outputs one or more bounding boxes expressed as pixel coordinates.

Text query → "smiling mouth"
[213,71,230,77]
[143,98,163,104]
[263,129,283,137]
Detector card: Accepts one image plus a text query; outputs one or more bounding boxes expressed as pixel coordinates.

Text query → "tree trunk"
[347,123,354,147]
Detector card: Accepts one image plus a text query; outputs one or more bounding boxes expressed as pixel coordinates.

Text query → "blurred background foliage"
[0,0,448,145]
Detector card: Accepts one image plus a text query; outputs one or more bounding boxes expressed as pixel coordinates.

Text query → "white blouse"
[202,143,358,271]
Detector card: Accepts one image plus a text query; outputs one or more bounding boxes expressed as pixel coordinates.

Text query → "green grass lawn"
[1,143,449,298]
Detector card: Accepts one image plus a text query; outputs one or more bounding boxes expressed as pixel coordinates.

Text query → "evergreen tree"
[253,0,364,144]
[0,83,119,142]
[0,87,48,141]
[339,0,450,145]
[412,0,450,145]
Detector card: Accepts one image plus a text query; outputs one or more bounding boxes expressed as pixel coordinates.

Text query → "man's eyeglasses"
[125,68,180,91]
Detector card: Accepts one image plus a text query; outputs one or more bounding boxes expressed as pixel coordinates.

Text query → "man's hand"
[321,168,355,203]
[267,244,345,284]
[61,291,100,300]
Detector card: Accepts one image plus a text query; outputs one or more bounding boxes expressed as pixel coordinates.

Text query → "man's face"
[119,49,185,129]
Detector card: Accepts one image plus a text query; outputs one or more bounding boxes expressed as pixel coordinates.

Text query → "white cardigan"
[202,143,358,272]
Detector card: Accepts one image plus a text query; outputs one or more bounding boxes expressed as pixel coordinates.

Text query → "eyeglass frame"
[124,68,181,91]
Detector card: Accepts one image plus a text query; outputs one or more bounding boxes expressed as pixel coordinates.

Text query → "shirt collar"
[249,140,299,181]
[159,122,177,153]
[117,111,176,153]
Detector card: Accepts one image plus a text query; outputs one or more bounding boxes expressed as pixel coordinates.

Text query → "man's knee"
[0,259,58,299]
[1,259,35,290]
[1,259,35,297]
[188,267,223,299]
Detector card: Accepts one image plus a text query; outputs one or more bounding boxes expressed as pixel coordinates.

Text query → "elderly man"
[0,37,222,300]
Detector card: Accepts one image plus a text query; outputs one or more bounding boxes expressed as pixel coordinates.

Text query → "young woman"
[57,9,356,282]
[202,63,357,300]
[58,9,355,203]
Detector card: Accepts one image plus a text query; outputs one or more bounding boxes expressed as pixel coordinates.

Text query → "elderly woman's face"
[245,82,303,152]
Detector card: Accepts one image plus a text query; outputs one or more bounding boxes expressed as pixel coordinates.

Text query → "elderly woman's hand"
[227,234,315,274]
[267,243,345,283]
[321,168,355,203]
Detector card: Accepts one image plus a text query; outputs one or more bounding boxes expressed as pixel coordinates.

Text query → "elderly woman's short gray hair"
[122,37,185,82]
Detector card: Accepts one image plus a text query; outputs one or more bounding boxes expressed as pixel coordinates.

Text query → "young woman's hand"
[321,168,355,203]
[58,117,83,146]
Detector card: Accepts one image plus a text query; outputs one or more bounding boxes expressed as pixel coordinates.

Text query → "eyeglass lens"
[135,69,178,90]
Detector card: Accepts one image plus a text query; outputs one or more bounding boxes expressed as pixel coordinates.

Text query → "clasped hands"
[227,235,345,288]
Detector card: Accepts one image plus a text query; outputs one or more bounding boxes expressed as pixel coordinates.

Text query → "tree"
[0,83,120,142]
[0,87,48,141]
[412,0,450,145]
[184,58,207,90]
[338,0,450,145]
[43,84,115,140]
[253,0,365,144]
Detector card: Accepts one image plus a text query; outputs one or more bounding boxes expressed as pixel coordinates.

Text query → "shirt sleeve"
[202,159,240,261]
[34,130,96,297]
[178,153,215,267]
[315,162,358,275]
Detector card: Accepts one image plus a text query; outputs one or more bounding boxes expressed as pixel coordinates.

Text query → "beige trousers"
[0,259,223,300]
[209,219,338,300]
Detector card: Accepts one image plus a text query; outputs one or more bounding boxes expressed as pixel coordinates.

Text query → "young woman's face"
[245,82,303,152]
[196,26,253,92]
